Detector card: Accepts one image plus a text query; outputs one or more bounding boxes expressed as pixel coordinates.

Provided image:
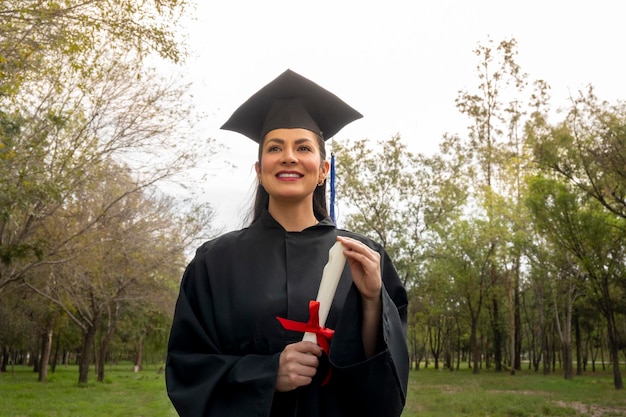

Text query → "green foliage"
[337,36,626,389]
[0,0,189,97]
[531,88,626,219]
[0,0,212,390]
[0,0,200,294]
[526,174,626,305]
[334,134,467,289]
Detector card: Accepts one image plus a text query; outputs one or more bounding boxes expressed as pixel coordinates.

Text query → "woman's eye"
[267,145,280,152]
[298,145,312,152]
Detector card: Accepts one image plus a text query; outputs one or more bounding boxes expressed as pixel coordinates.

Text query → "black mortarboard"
[221,69,363,143]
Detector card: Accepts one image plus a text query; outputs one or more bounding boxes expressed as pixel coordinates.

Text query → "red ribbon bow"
[276,300,335,385]
[276,300,335,353]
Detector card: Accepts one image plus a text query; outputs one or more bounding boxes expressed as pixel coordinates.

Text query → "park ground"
[0,363,625,416]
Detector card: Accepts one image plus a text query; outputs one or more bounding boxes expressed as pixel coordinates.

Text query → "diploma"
[302,241,346,343]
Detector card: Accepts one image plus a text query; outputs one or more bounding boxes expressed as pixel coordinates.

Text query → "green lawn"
[0,364,177,417]
[1,363,625,416]
[403,366,626,417]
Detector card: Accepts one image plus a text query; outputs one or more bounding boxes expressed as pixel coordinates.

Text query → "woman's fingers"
[275,341,322,392]
[337,236,382,300]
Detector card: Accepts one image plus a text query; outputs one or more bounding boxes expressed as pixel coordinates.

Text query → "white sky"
[172,0,626,233]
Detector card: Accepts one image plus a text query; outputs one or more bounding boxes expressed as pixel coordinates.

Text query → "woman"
[166,69,409,417]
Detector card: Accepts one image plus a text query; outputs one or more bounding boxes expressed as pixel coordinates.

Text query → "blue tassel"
[330,153,336,224]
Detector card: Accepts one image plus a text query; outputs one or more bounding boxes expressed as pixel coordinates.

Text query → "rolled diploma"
[302,241,347,343]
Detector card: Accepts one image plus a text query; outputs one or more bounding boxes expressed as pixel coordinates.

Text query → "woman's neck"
[268,200,318,232]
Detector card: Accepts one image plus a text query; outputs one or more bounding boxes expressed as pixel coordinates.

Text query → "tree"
[1,1,213,385]
[0,0,188,97]
[334,134,466,288]
[453,37,560,375]
[23,159,211,384]
[0,283,40,372]
[533,88,626,219]
[334,134,468,372]
[454,37,536,374]
[529,88,626,389]
[520,268,552,374]
[0,0,201,292]
[0,45,206,293]
[526,175,625,389]
[116,299,176,372]
[432,217,496,374]
[418,250,461,370]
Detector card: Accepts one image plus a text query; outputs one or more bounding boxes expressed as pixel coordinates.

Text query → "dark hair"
[249,132,328,224]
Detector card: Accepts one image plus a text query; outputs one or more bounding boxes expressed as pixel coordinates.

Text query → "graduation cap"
[221,69,363,143]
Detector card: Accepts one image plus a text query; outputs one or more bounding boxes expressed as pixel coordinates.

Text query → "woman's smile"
[276,171,304,180]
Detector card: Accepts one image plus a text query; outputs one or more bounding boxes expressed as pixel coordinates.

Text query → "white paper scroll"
[302,241,347,343]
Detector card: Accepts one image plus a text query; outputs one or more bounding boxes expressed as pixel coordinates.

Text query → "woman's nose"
[281,150,297,164]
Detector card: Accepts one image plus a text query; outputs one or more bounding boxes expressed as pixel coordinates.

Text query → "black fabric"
[166,210,409,417]
[220,69,363,142]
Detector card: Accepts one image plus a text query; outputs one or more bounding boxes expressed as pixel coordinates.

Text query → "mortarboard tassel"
[330,152,337,224]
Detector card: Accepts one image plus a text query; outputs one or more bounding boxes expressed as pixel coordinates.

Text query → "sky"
[171,0,626,233]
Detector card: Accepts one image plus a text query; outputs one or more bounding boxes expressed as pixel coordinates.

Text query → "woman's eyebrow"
[265,137,314,144]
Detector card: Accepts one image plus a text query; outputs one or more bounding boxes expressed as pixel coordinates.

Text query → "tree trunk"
[544,324,552,375]
[31,347,39,372]
[562,342,574,380]
[507,277,515,375]
[590,339,597,372]
[78,322,97,385]
[600,340,606,371]
[38,327,53,382]
[456,319,462,370]
[51,335,60,373]
[470,322,480,374]
[429,324,442,370]
[606,312,624,389]
[536,278,550,375]
[96,342,106,382]
[491,297,503,372]
[574,313,583,376]
[96,302,121,382]
[134,336,145,372]
[514,275,522,371]
[481,333,487,370]
[553,283,574,380]
[0,345,8,372]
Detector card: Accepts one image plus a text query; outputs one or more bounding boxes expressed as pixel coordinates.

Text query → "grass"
[402,366,626,417]
[0,363,177,417]
[1,363,625,416]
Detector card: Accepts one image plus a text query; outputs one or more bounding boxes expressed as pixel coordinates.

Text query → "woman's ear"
[321,159,330,176]
[255,161,262,182]
[317,160,330,184]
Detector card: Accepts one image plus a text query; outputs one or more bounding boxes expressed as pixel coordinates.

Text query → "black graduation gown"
[166,210,409,417]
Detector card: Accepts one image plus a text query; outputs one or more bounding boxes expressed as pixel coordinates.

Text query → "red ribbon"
[276,300,335,385]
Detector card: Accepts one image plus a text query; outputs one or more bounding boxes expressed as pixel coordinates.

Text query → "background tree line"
[334,38,626,390]
[1,2,624,393]
[0,0,215,385]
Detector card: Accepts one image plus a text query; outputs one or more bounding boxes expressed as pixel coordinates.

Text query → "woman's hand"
[337,236,383,357]
[275,341,322,392]
[337,236,382,301]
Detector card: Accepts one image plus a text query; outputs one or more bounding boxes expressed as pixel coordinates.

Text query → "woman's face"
[256,128,329,204]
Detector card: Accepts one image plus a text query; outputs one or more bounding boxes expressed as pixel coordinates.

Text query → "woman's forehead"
[263,128,320,143]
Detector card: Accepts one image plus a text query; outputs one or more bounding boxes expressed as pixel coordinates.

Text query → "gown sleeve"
[328,247,409,417]
[165,249,279,417]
